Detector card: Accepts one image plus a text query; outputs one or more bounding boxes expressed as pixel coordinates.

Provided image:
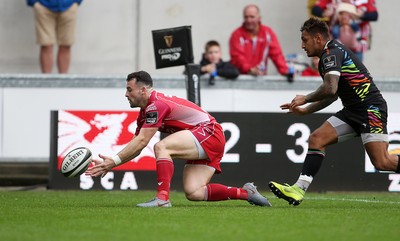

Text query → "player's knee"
[153,140,167,156]
[308,132,324,149]
[185,189,203,201]
[183,185,205,201]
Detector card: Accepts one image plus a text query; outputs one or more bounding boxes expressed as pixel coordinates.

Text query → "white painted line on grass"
[305,196,400,205]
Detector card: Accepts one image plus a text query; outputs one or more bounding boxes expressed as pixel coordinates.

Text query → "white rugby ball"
[61,147,92,178]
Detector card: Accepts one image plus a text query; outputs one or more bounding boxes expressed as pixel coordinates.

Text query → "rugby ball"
[61,147,92,178]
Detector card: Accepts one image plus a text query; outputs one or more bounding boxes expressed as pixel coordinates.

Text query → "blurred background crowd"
[0,0,398,78]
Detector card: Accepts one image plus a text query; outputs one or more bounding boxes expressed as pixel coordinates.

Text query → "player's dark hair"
[126,71,153,87]
[204,40,220,52]
[300,18,330,39]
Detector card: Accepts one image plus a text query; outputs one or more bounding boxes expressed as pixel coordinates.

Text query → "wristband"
[112,155,122,166]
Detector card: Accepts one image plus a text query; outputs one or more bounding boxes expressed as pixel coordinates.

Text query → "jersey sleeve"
[141,100,170,129]
[320,47,343,76]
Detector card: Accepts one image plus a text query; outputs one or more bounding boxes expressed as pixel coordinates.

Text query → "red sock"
[206,183,248,201]
[156,158,174,201]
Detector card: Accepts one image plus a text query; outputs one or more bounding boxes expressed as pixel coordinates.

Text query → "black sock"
[396,155,400,173]
[301,149,325,177]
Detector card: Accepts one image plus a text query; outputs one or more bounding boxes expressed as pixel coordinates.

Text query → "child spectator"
[200,40,239,85]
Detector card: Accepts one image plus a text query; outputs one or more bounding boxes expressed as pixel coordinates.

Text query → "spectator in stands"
[200,40,239,85]
[26,0,83,73]
[307,0,320,18]
[311,0,339,27]
[229,4,294,82]
[301,57,320,77]
[353,0,378,61]
[331,3,363,59]
[311,0,378,61]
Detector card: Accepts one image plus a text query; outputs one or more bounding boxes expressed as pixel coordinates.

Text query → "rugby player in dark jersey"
[269,18,400,206]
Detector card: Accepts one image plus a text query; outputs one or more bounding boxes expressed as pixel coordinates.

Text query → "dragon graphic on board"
[57,110,159,171]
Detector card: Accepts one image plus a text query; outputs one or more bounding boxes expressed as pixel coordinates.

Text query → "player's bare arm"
[304,95,338,113]
[283,73,339,114]
[304,73,339,103]
[116,127,159,163]
[281,94,337,115]
[86,127,158,177]
[281,95,335,115]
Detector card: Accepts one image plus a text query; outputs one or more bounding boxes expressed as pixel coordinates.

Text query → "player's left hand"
[290,95,307,109]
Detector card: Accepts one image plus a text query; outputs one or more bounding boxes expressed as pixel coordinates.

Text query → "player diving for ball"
[86,70,271,207]
[269,18,400,206]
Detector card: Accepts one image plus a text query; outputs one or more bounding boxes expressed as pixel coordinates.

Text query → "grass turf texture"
[0,190,399,241]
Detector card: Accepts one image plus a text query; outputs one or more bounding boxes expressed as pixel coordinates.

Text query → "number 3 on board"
[286,123,310,163]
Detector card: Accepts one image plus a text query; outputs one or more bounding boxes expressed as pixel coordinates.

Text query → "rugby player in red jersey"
[86,70,271,207]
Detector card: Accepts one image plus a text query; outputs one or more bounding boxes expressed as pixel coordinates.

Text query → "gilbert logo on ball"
[61,147,92,178]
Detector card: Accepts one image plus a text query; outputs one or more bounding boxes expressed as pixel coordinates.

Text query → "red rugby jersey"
[135,91,216,135]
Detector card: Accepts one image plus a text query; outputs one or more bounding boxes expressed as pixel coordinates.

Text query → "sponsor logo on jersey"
[323,55,337,69]
[146,112,158,124]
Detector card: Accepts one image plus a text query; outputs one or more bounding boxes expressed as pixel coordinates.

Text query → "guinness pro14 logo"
[158,35,181,61]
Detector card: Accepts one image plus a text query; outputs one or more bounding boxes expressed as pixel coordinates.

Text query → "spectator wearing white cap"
[331,2,363,60]
[312,0,378,62]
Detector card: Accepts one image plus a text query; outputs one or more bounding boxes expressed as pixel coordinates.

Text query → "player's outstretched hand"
[85,154,114,178]
[280,103,291,111]
[280,103,308,115]
[290,95,307,110]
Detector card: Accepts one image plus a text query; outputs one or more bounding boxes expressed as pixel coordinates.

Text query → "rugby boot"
[242,182,272,207]
[136,197,172,208]
[269,181,305,206]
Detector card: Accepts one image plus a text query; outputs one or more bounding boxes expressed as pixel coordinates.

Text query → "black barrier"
[48,111,397,191]
[152,26,194,69]
[185,64,201,106]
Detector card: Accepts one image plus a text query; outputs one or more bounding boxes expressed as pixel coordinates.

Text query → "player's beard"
[128,99,136,108]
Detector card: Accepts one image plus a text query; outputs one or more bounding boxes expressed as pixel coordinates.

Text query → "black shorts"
[335,103,388,135]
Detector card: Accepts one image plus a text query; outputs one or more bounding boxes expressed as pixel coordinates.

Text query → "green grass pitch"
[0,190,399,241]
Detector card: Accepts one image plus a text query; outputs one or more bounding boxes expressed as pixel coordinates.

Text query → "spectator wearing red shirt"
[229,4,293,82]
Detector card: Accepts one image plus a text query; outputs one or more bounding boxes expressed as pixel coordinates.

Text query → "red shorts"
[186,122,225,174]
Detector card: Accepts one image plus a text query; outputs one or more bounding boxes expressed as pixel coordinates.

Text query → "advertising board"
[49,111,400,191]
